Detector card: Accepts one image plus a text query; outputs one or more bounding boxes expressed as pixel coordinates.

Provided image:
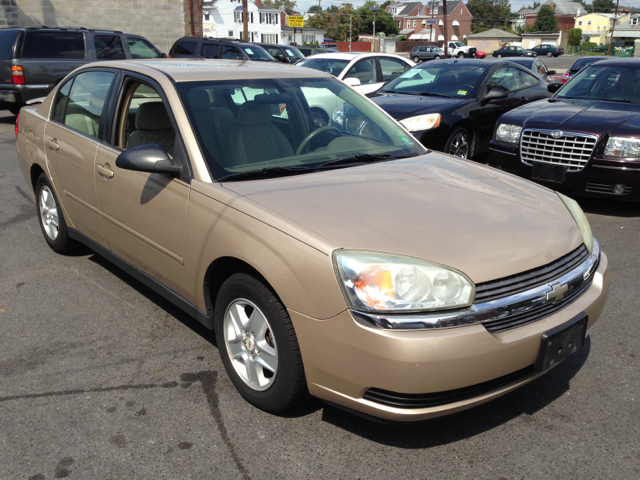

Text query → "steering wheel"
[296,126,342,155]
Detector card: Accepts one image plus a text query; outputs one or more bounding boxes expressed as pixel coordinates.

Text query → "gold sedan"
[15,60,610,422]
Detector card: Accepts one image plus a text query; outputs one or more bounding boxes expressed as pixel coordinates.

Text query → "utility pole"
[442,0,448,57]
[350,14,352,51]
[242,0,248,41]
[370,6,379,52]
[607,0,620,56]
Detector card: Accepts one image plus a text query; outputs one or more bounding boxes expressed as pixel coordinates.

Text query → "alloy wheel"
[448,131,469,158]
[39,186,59,241]
[223,298,278,391]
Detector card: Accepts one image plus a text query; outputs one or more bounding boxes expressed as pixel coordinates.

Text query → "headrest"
[188,89,211,111]
[135,102,173,130]
[237,101,272,126]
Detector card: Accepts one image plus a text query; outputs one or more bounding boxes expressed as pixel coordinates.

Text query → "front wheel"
[35,173,77,254]
[547,51,553,57]
[445,126,472,159]
[214,273,308,413]
[457,52,464,58]
[434,55,441,60]
[497,54,502,58]
[413,55,420,63]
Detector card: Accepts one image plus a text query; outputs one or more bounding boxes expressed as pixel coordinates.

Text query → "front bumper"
[290,251,609,422]
[489,141,640,201]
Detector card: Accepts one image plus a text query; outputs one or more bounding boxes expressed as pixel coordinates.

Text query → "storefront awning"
[439,20,444,26]
[410,33,430,40]
[452,20,460,26]
[451,35,458,40]
[438,34,444,40]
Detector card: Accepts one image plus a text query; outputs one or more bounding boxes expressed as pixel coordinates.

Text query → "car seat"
[128,102,175,156]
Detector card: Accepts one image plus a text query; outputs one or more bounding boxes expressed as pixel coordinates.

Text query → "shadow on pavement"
[320,338,591,446]
[578,196,640,218]
[0,112,17,125]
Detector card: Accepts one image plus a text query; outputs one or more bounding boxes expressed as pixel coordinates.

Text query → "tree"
[308,5,322,13]
[307,4,363,41]
[515,23,536,35]
[262,0,297,15]
[467,0,513,34]
[326,5,339,13]
[568,27,582,46]
[356,1,399,36]
[592,0,615,13]
[534,4,558,31]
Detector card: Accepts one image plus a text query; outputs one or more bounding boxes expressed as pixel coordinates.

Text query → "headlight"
[399,113,441,132]
[333,251,475,313]
[557,192,594,254]
[332,104,345,126]
[604,136,640,158]
[495,124,522,144]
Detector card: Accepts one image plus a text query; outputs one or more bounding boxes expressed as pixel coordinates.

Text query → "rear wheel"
[214,273,308,413]
[547,51,553,57]
[445,126,472,159]
[413,55,420,63]
[434,55,441,60]
[35,173,77,254]
[497,54,502,58]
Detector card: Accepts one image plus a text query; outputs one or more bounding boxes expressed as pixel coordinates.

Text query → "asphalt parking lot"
[1,109,638,479]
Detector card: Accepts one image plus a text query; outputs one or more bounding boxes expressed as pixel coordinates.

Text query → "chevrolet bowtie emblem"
[546,282,568,302]
[551,130,563,138]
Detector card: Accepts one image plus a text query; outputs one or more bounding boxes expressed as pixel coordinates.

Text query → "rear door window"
[0,30,19,60]
[22,31,85,59]
[344,58,378,84]
[201,44,220,59]
[63,71,116,138]
[127,37,160,59]
[173,40,197,56]
[222,46,244,60]
[94,35,126,60]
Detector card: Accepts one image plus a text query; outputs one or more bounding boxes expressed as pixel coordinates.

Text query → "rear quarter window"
[22,31,85,59]
[0,30,20,60]
[173,40,198,55]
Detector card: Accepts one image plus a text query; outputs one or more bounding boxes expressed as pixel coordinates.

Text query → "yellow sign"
[288,16,304,27]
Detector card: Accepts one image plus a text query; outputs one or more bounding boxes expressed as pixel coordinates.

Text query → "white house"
[203,0,282,44]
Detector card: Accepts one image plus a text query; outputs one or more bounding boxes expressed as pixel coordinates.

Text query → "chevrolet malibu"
[16,59,610,422]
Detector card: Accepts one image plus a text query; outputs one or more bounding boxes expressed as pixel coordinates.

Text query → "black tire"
[457,52,464,58]
[434,55,441,60]
[214,273,308,413]
[35,173,77,254]
[413,55,420,63]
[444,126,472,159]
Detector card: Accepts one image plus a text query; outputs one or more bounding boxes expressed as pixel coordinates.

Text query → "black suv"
[169,37,277,62]
[255,43,305,64]
[0,26,164,114]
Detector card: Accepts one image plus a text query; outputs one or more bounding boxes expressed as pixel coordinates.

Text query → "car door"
[44,69,117,246]
[342,57,382,95]
[93,73,191,291]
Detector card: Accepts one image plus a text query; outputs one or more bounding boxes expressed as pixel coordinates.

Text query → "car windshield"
[569,57,603,73]
[240,45,275,61]
[557,64,640,103]
[506,58,533,69]
[176,77,426,180]
[453,42,465,48]
[381,62,489,98]
[284,46,304,59]
[296,57,350,77]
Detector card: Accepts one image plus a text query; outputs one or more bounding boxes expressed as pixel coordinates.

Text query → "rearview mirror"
[480,88,507,106]
[344,77,361,87]
[116,144,181,177]
[547,82,562,94]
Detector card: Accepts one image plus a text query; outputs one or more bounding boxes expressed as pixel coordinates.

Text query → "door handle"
[96,164,114,178]
[47,138,59,151]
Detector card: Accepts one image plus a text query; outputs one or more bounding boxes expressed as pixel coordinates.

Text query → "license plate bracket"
[531,162,567,183]
[535,312,588,372]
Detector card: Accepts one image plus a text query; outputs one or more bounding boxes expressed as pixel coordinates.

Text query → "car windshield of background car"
[241,45,276,61]
[296,58,351,77]
[381,63,489,98]
[176,77,426,180]
[557,65,640,103]
[285,46,305,59]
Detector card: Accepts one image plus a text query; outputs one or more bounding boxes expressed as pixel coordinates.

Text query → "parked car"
[0,26,163,115]
[476,50,487,59]
[589,45,609,53]
[492,46,537,58]
[370,59,551,159]
[530,44,564,57]
[560,56,607,83]
[297,46,329,57]
[446,40,476,58]
[15,58,609,422]
[322,42,338,49]
[296,52,414,96]
[255,43,305,64]
[169,36,277,62]
[496,57,557,83]
[489,58,640,200]
[411,45,445,62]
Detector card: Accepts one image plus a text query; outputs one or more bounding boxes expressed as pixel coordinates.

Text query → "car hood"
[222,153,583,284]
[501,98,640,135]
[372,93,468,119]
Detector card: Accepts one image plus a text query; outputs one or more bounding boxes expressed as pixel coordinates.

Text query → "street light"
[369,6,379,52]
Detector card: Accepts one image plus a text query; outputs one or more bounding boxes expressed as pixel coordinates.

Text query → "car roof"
[582,57,640,67]
[0,25,126,34]
[88,59,329,82]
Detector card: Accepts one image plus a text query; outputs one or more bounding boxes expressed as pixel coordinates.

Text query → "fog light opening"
[613,183,626,195]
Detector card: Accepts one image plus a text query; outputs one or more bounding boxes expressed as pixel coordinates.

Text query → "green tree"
[515,23,536,35]
[592,0,615,13]
[534,4,558,31]
[262,0,297,15]
[326,5,339,13]
[467,0,513,34]
[568,27,582,46]
[356,1,399,36]
[307,5,363,41]
[308,5,322,13]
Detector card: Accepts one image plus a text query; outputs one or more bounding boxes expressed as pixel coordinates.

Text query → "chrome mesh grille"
[521,130,597,172]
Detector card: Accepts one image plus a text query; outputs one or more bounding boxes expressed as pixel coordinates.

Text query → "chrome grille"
[521,129,598,172]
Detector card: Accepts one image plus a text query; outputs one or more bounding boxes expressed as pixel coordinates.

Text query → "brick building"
[0,0,203,53]
[524,0,586,31]
[398,1,472,43]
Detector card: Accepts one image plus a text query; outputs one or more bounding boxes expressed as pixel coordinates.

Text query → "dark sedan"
[495,57,557,83]
[492,46,536,58]
[560,56,607,83]
[530,44,564,57]
[256,43,305,64]
[489,59,640,201]
[370,59,551,159]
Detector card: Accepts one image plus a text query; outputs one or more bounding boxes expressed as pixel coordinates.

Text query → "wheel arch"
[447,119,477,156]
[30,163,46,192]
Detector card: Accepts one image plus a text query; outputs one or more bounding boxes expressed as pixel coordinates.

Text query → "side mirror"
[161,52,168,58]
[480,88,507,106]
[547,70,556,75]
[276,54,288,63]
[344,77,361,87]
[547,82,562,94]
[116,144,181,177]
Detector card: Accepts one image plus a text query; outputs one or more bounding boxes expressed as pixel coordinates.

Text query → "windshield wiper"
[316,153,413,169]
[218,166,310,182]
[418,92,453,98]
